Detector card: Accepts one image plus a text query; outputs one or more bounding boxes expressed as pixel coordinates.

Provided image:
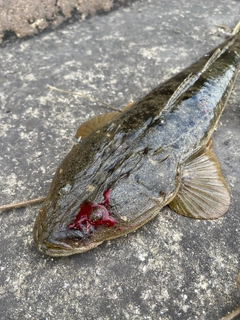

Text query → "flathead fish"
[33,29,240,256]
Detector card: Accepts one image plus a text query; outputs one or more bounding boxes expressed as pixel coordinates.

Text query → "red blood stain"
[68,188,116,233]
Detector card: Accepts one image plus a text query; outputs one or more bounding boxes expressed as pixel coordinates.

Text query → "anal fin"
[169,140,230,219]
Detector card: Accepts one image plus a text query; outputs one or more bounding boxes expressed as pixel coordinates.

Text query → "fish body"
[33,34,240,256]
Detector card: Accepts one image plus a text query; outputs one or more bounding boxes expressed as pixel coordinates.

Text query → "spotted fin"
[169,140,230,219]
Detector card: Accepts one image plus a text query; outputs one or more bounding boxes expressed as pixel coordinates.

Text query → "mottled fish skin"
[33,34,240,256]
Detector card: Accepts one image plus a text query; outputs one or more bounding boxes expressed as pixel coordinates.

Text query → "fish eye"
[59,183,72,195]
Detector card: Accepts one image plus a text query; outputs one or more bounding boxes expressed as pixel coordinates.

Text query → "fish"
[33,28,240,257]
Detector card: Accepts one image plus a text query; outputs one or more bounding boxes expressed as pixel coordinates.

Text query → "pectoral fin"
[169,140,230,219]
[75,112,118,139]
[75,102,134,140]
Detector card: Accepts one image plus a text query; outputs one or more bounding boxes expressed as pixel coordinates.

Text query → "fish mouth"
[33,188,117,257]
[34,237,103,257]
[33,230,103,257]
[33,216,103,257]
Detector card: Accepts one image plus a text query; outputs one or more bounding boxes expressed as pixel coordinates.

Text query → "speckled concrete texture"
[0,0,136,43]
[0,1,240,319]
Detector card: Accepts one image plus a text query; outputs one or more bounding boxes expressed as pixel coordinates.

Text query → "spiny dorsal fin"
[165,38,235,110]
[200,48,221,73]
[169,140,230,219]
[165,72,196,109]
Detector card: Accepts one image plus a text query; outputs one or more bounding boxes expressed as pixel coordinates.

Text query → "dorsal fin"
[164,39,234,110]
[164,72,196,109]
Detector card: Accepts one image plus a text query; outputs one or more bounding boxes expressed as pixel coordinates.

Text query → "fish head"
[33,184,124,257]
[33,132,178,257]
[33,164,168,257]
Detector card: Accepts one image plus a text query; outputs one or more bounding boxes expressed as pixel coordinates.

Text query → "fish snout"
[33,205,103,256]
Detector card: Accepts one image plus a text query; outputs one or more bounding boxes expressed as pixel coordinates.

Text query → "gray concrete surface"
[0,0,240,319]
[0,0,137,44]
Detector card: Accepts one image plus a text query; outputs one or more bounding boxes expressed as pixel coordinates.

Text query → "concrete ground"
[0,0,240,319]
